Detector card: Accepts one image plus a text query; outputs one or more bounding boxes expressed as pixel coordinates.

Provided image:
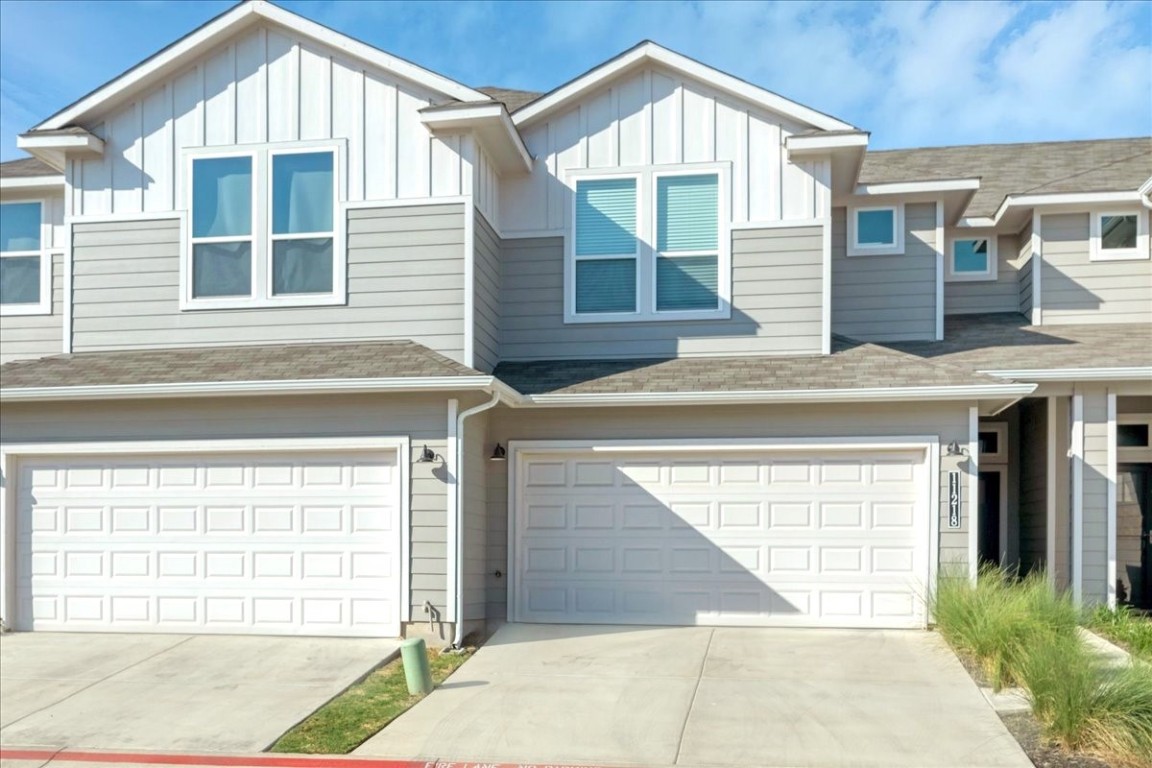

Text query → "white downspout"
[452,390,501,648]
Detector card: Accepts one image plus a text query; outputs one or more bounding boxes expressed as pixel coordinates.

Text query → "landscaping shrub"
[1086,604,1152,662]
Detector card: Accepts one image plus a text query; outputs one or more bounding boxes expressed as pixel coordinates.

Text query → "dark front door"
[1117,465,1152,608]
[978,471,1002,567]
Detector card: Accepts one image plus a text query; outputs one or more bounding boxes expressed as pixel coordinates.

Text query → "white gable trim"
[512,41,855,132]
[34,0,488,132]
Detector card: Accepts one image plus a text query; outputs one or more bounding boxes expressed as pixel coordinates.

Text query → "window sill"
[846,245,905,257]
[564,307,731,324]
[1089,250,1149,263]
[0,303,52,317]
[180,294,348,311]
[945,273,997,283]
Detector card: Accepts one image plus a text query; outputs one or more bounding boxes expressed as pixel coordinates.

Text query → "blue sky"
[1,0,1150,161]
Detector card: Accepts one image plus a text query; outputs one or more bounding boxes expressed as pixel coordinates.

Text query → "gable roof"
[29,0,490,133]
[475,87,543,112]
[860,137,1152,219]
[510,40,855,132]
[0,157,59,178]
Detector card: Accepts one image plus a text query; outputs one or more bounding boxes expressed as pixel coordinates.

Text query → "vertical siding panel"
[110,103,143,213]
[173,67,203,210]
[396,87,430,198]
[299,45,332,141]
[747,114,778,221]
[141,85,172,212]
[234,29,267,144]
[203,45,236,146]
[650,72,678,165]
[682,85,714,163]
[266,32,298,143]
[550,109,581,230]
[363,74,394,200]
[617,72,646,167]
[585,88,614,168]
[431,135,461,197]
[714,101,746,222]
[783,157,815,220]
[331,61,365,201]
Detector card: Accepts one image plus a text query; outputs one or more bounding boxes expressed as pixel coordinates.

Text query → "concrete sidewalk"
[355,624,1032,768]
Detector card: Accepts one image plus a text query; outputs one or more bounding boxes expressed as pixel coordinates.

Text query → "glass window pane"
[657,255,719,311]
[0,255,41,304]
[657,174,718,252]
[192,241,252,298]
[978,431,1000,455]
[575,178,636,256]
[273,152,334,235]
[954,239,989,273]
[0,202,42,252]
[1101,215,1137,249]
[1118,423,1150,447]
[857,209,895,245]
[575,258,636,313]
[192,157,252,238]
[272,238,334,295]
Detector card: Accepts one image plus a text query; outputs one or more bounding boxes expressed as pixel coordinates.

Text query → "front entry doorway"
[978,470,1005,567]
[1117,464,1152,609]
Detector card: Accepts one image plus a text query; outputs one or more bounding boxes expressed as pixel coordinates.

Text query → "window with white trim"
[0,200,51,315]
[848,205,904,256]
[1090,210,1148,262]
[185,143,342,309]
[568,165,729,323]
[946,235,998,281]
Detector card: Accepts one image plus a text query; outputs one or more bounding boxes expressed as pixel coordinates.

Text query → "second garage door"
[513,448,931,629]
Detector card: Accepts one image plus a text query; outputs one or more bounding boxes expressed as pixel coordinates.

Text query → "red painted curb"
[0,749,616,768]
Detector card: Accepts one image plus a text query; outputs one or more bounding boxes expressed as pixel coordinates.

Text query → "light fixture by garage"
[417,445,438,463]
[489,443,507,461]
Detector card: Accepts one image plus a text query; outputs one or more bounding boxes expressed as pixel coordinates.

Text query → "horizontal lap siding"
[462,412,489,626]
[831,204,937,341]
[1,394,452,620]
[483,402,971,620]
[946,233,1021,315]
[0,253,63,363]
[1042,213,1152,325]
[1080,388,1109,604]
[473,211,501,372]
[70,205,466,361]
[499,225,824,360]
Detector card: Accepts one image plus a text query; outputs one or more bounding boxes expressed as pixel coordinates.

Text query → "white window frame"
[978,422,1008,464]
[181,140,346,311]
[564,162,731,324]
[1117,413,1152,454]
[946,233,998,282]
[0,198,52,317]
[1090,209,1148,262]
[848,204,904,257]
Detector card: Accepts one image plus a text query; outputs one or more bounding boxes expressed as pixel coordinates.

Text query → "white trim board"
[969,407,980,583]
[1106,392,1117,610]
[1071,394,1085,605]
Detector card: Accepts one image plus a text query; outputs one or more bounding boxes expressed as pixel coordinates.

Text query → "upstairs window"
[1091,211,1146,262]
[568,165,729,323]
[184,143,342,309]
[848,205,904,256]
[0,200,50,315]
[947,236,998,281]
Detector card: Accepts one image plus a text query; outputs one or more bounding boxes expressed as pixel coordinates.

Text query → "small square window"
[978,431,999,456]
[857,210,895,246]
[1101,215,1137,250]
[948,236,997,281]
[1118,423,1150,448]
[848,205,904,256]
[1091,211,1147,262]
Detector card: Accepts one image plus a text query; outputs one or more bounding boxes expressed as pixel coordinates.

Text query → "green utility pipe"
[400,638,434,695]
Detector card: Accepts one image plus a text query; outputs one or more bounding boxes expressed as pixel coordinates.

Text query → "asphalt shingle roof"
[886,313,1152,373]
[0,157,59,178]
[859,137,1152,219]
[0,341,480,390]
[495,338,1004,396]
[475,86,543,112]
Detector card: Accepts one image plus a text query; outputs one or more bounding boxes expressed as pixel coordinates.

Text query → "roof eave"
[980,366,1152,382]
[420,104,533,174]
[0,174,66,191]
[15,131,105,172]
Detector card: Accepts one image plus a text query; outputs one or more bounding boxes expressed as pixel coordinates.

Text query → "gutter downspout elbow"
[452,390,501,648]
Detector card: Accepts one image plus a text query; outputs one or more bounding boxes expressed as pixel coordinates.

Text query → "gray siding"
[945,233,1021,315]
[832,203,938,342]
[1,253,63,364]
[70,205,467,361]
[1018,398,1047,575]
[1041,213,1152,325]
[482,402,972,621]
[1080,387,1109,604]
[499,226,824,361]
[461,410,489,629]
[473,210,501,373]
[0,393,452,624]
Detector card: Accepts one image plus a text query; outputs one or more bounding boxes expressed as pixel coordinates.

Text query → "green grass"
[270,646,473,754]
[1086,604,1152,662]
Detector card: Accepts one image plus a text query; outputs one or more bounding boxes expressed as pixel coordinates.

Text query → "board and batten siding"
[473,210,501,373]
[69,204,466,361]
[0,253,63,364]
[483,402,972,621]
[1041,213,1152,325]
[499,225,824,361]
[68,23,471,217]
[499,66,830,235]
[831,203,938,342]
[0,394,452,623]
[945,233,1021,315]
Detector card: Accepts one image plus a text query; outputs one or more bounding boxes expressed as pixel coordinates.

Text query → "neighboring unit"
[1,1,1149,641]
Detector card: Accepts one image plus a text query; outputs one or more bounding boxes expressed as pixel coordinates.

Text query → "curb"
[0,749,620,768]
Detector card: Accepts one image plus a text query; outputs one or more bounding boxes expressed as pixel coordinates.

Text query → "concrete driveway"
[0,632,398,752]
[356,624,1031,768]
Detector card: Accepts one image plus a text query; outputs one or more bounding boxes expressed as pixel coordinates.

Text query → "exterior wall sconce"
[417,445,438,463]
[945,441,966,456]
[490,443,507,461]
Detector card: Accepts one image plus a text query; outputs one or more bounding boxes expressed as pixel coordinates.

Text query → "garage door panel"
[16,451,401,637]
[516,450,929,629]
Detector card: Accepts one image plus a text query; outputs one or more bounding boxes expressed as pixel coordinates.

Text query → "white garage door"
[514,449,930,629]
[15,450,402,637]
